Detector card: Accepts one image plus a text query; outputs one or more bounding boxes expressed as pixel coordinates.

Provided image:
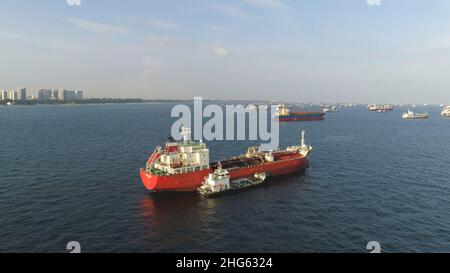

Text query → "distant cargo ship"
[402,109,429,119]
[140,127,312,192]
[274,104,325,121]
[367,104,394,112]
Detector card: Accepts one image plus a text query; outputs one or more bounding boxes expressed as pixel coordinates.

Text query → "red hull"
[276,111,325,122]
[278,117,324,121]
[140,155,309,192]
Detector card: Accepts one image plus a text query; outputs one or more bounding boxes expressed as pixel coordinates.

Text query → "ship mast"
[180,126,191,144]
[301,130,306,148]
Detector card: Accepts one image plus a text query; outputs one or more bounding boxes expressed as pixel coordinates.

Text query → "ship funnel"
[180,126,192,143]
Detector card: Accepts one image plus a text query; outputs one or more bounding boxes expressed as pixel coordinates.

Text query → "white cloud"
[0,31,67,50]
[213,43,229,57]
[204,26,232,33]
[68,18,128,35]
[212,3,257,19]
[428,36,450,50]
[244,0,286,8]
[366,0,381,6]
[147,35,170,47]
[143,57,161,75]
[403,36,450,53]
[149,20,178,29]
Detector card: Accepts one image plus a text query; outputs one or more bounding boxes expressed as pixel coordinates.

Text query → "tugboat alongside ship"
[198,165,267,197]
[140,127,312,192]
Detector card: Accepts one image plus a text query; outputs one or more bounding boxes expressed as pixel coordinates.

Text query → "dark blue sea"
[1,103,450,253]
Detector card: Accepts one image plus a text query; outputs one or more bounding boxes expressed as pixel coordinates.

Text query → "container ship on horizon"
[140,127,312,192]
[274,104,325,121]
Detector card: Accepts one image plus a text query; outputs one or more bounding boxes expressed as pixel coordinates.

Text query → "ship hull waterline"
[275,112,325,122]
[140,156,309,192]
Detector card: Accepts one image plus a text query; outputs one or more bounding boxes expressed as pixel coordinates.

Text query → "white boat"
[402,109,428,119]
[441,106,450,117]
[198,165,231,196]
[6,102,12,106]
[322,105,338,113]
[198,164,267,197]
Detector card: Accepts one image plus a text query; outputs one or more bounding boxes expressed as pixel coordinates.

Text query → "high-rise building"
[17,87,27,101]
[66,90,76,100]
[38,89,52,101]
[53,90,59,100]
[0,90,8,101]
[75,90,83,100]
[58,89,77,101]
[8,90,18,101]
[58,89,65,101]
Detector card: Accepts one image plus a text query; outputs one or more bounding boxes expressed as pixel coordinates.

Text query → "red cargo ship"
[274,104,325,121]
[140,128,312,192]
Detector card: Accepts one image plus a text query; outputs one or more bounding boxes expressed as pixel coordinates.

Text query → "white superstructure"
[199,165,231,194]
[322,105,338,112]
[367,104,394,112]
[151,127,210,175]
[402,109,428,119]
[441,106,450,117]
[274,104,291,116]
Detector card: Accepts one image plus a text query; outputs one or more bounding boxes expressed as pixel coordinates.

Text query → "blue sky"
[1,0,450,103]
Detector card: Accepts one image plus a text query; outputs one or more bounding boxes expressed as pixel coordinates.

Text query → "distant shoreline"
[0,98,191,106]
[2,99,442,107]
[0,98,276,106]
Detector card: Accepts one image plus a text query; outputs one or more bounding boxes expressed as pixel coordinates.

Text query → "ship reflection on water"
[140,191,227,225]
[140,172,310,225]
[138,172,309,252]
[139,191,224,251]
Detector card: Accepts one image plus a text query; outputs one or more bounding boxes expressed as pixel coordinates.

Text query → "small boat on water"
[441,106,450,117]
[322,105,338,113]
[402,109,429,119]
[198,164,267,197]
[6,102,12,106]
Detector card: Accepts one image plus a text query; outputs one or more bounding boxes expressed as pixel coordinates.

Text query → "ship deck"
[211,151,301,170]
